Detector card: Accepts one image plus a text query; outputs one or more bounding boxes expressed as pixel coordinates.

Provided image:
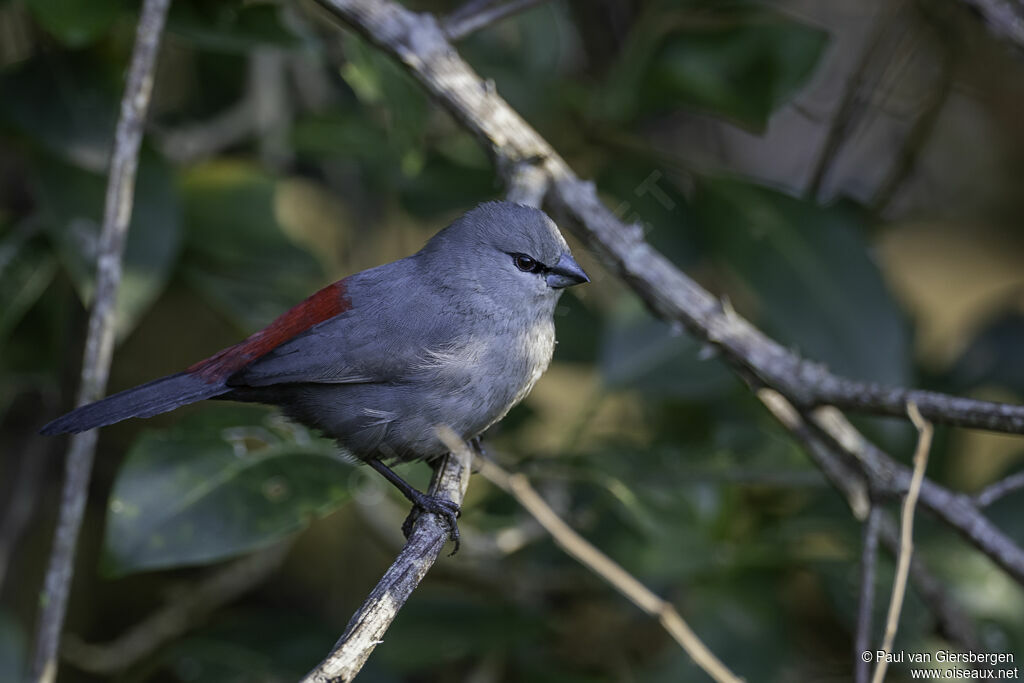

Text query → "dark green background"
[2,0,1024,680]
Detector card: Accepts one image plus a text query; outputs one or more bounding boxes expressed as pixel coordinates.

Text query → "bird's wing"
[188,259,453,388]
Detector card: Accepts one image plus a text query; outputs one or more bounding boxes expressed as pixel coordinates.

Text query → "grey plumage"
[43,201,588,468]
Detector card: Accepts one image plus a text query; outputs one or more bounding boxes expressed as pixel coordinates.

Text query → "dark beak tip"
[546,253,589,289]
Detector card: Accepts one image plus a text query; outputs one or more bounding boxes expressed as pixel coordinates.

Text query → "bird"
[41,201,589,550]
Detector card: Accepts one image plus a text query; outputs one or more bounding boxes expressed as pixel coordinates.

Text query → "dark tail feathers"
[40,372,230,435]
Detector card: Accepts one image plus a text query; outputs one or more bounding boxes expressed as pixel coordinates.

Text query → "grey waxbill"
[41,201,590,551]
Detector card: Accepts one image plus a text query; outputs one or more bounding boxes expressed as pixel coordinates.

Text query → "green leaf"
[103,405,355,575]
[24,0,125,47]
[180,162,326,332]
[31,150,182,340]
[692,178,909,385]
[0,611,24,683]
[606,8,828,130]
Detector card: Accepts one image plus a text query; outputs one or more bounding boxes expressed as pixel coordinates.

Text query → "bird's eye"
[513,253,543,273]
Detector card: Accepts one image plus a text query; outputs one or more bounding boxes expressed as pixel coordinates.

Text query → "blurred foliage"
[2,0,1024,681]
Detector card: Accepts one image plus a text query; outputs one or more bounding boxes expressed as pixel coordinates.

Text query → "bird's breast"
[416,317,555,434]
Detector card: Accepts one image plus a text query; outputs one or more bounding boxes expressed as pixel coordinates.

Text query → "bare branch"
[871,404,932,683]
[960,0,1024,50]
[61,542,290,674]
[443,0,551,41]
[505,161,549,208]
[975,470,1024,508]
[30,2,171,680]
[855,506,882,683]
[468,447,742,683]
[300,446,471,683]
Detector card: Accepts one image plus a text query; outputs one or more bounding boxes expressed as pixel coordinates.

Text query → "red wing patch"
[188,279,351,383]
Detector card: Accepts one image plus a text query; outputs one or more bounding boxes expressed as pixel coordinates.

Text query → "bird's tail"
[40,372,230,435]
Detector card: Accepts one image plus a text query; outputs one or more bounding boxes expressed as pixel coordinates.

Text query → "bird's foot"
[401,490,462,555]
[367,458,462,554]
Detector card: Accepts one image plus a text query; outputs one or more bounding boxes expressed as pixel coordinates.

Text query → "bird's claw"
[401,491,462,555]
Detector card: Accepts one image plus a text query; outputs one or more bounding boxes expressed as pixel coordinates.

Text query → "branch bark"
[300,446,471,683]
[30,2,171,681]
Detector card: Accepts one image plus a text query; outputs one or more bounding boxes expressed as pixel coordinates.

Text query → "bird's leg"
[367,458,461,553]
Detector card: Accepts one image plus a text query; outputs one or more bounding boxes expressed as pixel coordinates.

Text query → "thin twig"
[975,470,1024,508]
[871,404,932,683]
[442,0,551,41]
[30,2,171,681]
[461,442,742,683]
[300,442,471,683]
[855,505,883,683]
[60,542,290,674]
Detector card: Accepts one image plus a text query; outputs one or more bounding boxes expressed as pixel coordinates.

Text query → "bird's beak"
[546,253,590,289]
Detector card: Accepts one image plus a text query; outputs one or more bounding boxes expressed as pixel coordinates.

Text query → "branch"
[960,0,1024,50]
[61,542,290,674]
[466,446,742,683]
[975,470,1024,508]
[871,404,932,683]
[854,506,882,683]
[442,0,551,41]
[30,2,171,681]
[300,446,471,683]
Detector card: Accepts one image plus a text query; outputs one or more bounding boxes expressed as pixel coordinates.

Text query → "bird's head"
[419,201,589,311]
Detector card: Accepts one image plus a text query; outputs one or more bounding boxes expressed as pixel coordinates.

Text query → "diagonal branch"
[960,0,1024,50]
[30,2,172,681]
[442,0,552,41]
[300,446,471,683]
